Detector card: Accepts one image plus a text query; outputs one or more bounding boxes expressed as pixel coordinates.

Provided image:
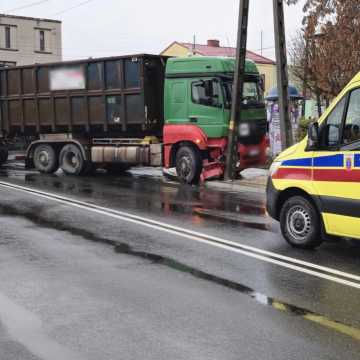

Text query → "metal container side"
[0,54,168,140]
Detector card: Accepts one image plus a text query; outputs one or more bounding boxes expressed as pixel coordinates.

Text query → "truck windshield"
[222,76,263,108]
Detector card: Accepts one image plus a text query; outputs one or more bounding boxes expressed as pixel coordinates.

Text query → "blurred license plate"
[249,149,260,156]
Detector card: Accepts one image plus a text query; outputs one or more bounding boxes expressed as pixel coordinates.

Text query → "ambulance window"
[343,88,360,144]
[322,96,346,147]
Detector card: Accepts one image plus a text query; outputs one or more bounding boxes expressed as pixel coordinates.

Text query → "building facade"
[161,40,276,95]
[0,14,62,67]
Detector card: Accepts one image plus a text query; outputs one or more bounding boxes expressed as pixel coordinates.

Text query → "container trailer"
[0,54,268,184]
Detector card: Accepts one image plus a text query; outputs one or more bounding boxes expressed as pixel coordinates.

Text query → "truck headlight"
[269,161,282,177]
[239,123,250,137]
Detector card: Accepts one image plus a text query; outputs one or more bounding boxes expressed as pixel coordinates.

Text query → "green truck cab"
[163,57,268,183]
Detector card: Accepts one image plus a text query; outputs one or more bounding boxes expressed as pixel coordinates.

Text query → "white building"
[0,14,62,67]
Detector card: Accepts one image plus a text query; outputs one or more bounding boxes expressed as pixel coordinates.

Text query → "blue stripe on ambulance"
[282,154,344,168]
[281,158,312,167]
[313,154,344,167]
[355,154,360,168]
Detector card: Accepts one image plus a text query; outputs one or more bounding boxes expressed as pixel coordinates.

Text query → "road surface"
[0,162,359,359]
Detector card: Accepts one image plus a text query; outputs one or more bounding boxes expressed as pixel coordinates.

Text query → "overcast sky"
[2,0,305,60]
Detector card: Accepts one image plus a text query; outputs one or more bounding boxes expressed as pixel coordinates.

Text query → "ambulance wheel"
[280,196,323,249]
[176,145,202,185]
[33,144,58,174]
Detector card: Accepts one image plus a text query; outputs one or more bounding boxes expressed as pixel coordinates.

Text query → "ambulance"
[267,73,360,249]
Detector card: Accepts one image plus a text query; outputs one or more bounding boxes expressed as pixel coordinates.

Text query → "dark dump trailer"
[0,54,167,174]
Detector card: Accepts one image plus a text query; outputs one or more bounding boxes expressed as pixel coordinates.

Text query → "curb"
[204,180,266,194]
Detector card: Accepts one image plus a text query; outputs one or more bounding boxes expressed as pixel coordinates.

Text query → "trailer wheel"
[59,144,86,176]
[176,145,202,185]
[280,196,323,249]
[33,144,58,174]
[0,146,8,166]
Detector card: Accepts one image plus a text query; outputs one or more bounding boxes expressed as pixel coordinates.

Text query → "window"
[5,26,11,49]
[35,28,51,53]
[320,96,346,148]
[192,79,221,107]
[39,30,45,52]
[243,82,261,101]
[223,78,262,108]
[343,88,360,144]
[0,25,16,50]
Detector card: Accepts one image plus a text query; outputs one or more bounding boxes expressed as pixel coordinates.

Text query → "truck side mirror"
[204,80,214,98]
[307,122,319,150]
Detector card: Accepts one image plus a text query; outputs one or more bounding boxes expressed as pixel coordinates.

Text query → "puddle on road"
[0,200,359,343]
[0,165,271,233]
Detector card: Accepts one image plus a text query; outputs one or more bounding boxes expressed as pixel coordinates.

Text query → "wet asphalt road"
[0,163,360,359]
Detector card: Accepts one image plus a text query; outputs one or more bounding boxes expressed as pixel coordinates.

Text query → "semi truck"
[0,54,268,184]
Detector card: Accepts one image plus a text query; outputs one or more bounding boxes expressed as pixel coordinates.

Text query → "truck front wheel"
[0,146,8,166]
[59,144,87,176]
[33,144,58,174]
[280,196,323,249]
[176,145,202,185]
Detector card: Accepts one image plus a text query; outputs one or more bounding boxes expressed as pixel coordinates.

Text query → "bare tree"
[289,0,360,100]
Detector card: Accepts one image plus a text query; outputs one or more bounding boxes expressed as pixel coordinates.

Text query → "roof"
[164,41,275,65]
[0,13,61,24]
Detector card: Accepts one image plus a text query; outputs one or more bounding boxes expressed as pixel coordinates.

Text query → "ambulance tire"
[280,196,323,249]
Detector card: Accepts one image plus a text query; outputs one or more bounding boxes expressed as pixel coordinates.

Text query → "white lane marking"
[1,181,360,290]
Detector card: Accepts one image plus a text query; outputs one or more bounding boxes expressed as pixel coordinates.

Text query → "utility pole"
[224,0,249,181]
[302,35,309,117]
[273,0,293,149]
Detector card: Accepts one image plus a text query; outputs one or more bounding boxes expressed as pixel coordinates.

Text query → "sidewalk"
[5,151,268,194]
[204,168,268,194]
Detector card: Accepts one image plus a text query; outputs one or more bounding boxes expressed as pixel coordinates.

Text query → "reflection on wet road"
[0,164,270,232]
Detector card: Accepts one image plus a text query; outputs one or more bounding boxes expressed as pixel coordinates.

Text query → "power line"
[4,0,51,13]
[51,0,98,16]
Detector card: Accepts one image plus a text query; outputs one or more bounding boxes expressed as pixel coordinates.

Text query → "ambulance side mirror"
[307,122,319,150]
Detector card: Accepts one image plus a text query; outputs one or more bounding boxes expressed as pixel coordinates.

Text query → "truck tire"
[59,144,87,176]
[33,144,58,174]
[280,196,323,249]
[0,146,8,166]
[176,145,202,185]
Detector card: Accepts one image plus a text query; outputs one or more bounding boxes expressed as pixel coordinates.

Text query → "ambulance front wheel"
[280,196,323,249]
